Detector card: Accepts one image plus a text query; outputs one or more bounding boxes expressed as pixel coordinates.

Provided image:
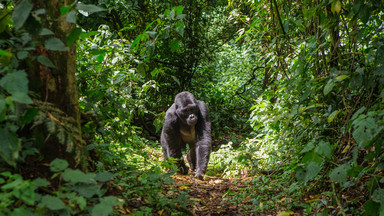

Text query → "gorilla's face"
[178,105,198,126]
[175,92,199,126]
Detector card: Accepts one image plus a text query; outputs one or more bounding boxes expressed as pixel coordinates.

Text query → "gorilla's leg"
[187,148,197,171]
[167,144,188,175]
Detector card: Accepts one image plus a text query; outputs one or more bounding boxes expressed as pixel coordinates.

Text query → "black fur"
[161,91,211,179]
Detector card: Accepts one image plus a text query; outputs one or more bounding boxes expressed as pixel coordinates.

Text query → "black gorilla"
[161,91,211,179]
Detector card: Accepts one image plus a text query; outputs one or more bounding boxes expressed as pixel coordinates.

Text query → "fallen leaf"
[277,210,295,216]
[179,185,189,190]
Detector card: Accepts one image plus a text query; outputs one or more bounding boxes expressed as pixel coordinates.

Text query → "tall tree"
[0,0,87,169]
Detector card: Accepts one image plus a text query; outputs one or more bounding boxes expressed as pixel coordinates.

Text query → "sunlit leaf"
[77,3,106,16]
[327,110,340,123]
[331,1,342,13]
[324,79,335,95]
[0,49,11,56]
[335,74,349,81]
[277,210,295,216]
[179,185,189,189]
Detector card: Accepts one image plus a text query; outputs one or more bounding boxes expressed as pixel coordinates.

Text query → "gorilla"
[161,91,211,179]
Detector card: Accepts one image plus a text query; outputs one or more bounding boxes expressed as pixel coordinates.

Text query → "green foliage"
[0,159,123,215]
[1,0,383,214]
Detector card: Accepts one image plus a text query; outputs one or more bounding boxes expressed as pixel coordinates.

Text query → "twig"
[332,182,347,216]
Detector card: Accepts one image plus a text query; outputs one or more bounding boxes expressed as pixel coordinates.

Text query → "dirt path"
[172,175,279,216]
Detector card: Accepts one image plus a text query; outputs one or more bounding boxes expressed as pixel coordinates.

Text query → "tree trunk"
[27,0,87,169]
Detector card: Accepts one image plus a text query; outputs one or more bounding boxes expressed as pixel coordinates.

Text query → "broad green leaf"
[39,28,54,36]
[33,178,50,187]
[102,196,121,205]
[0,128,21,167]
[20,185,35,205]
[66,10,76,23]
[0,70,29,94]
[62,169,95,183]
[75,196,87,210]
[66,27,82,47]
[168,9,175,19]
[351,106,366,121]
[41,195,66,210]
[174,5,184,15]
[91,203,113,216]
[17,51,28,59]
[364,200,380,216]
[95,171,114,182]
[327,110,340,123]
[11,92,33,104]
[329,164,350,185]
[50,158,69,172]
[372,188,384,205]
[304,162,321,182]
[300,141,314,154]
[302,151,323,166]
[352,117,376,148]
[324,79,335,95]
[77,3,106,15]
[73,183,100,198]
[45,38,68,51]
[37,56,56,68]
[12,0,33,29]
[60,5,72,15]
[315,141,332,159]
[21,108,39,124]
[163,9,170,18]
[91,196,120,216]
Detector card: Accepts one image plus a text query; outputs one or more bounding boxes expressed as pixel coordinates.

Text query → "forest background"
[0,0,383,215]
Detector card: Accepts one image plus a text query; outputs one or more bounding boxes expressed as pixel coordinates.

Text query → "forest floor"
[170,174,302,216]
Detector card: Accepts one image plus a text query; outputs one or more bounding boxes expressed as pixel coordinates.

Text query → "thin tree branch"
[272,0,287,36]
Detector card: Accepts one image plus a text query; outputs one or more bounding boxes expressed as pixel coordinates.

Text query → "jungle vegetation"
[0,0,383,215]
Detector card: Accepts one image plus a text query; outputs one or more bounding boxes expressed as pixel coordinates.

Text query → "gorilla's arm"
[195,100,212,177]
[161,104,188,174]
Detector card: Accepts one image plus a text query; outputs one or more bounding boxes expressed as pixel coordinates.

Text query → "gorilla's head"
[175,92,199,126]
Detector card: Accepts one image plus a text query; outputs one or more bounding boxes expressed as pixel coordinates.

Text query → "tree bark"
[27,0,87,169]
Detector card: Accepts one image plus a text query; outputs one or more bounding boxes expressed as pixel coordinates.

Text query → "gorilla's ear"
[175,104,178,109]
